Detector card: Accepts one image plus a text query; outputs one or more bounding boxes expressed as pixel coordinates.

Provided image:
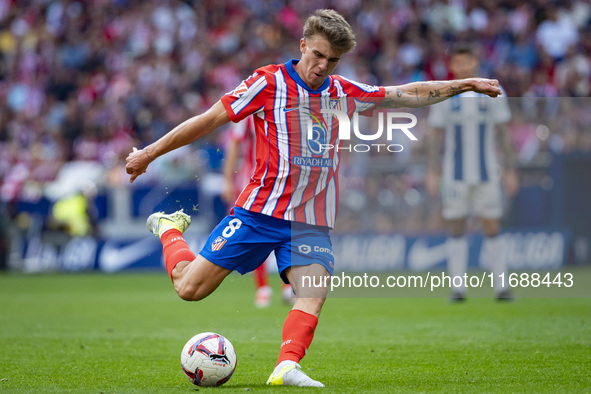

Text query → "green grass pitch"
[1,270,590,393]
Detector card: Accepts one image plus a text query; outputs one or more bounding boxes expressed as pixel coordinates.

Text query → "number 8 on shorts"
[222,218,242,238]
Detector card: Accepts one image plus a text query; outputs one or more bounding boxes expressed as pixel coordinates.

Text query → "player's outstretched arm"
[377,78,502,109]
[126,100,231,183]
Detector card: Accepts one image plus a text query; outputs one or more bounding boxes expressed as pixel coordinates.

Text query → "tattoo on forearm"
[380,80,469,108]
[380,95,397,108]
[428,89,441,100]
[447,85,468,96]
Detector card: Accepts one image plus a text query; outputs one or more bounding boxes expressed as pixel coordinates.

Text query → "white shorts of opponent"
[442,181,503,220]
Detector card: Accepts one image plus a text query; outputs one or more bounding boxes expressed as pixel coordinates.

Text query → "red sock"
[277,309,318,365]
[161,229,196,282]
[253,262,269,288]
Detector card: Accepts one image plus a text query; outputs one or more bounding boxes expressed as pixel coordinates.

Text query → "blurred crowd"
[0,0,591,236]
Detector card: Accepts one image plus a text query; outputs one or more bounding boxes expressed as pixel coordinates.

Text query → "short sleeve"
[334,76,386,116]
[221,72,268,123]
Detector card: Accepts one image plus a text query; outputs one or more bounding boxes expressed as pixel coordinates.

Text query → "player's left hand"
[503,170,519,197]
[125,147,150,183]
[470,78,502,98]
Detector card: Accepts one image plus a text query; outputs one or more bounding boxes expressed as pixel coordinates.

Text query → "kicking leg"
[172,255,232,301]
[148,210,232,301]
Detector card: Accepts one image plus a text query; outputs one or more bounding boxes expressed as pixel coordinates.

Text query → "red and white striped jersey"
[220,59,385,228]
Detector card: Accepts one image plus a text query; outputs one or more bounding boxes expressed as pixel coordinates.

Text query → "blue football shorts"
[199,207,334,283]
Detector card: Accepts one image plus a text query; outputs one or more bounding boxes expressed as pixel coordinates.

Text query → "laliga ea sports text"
[301,272,574,292]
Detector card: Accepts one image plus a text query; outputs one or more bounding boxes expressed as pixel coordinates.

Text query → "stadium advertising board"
[11,229,569,274]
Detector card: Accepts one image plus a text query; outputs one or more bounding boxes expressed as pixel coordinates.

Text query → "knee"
[482,220,501,237]
[175,281,207,301]
[448,219,467,237]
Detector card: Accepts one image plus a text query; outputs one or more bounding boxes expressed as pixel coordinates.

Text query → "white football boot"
[267,361,324,387]
[146,209,191,237]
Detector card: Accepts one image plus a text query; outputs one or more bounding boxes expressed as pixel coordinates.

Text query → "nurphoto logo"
[307,108,418,153]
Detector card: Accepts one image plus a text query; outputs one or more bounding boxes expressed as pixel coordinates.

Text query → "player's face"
[450,53,479,79]
[297,35,343,89]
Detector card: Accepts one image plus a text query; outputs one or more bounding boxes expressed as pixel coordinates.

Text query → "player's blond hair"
[303,9,356,53]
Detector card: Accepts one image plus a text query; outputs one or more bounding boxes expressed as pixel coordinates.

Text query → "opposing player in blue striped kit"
[426,43,518,301]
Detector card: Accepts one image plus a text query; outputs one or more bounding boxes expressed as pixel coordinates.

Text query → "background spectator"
[1,0,590,235]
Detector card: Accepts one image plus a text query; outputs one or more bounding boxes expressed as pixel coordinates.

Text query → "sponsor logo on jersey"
[291,156,333,167]
[306,120,328,156]
[282,106,330,156]
[211,236,227,251]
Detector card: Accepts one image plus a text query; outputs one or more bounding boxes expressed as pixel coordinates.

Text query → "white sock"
[447,236,468,294]
[484,235,507,293]
[273,360,296,375]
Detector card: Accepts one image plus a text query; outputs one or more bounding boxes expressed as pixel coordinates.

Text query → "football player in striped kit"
[426,43,518,302]
[126,10,503,387]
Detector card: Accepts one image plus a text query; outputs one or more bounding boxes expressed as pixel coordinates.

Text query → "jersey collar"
[284,59,331,93]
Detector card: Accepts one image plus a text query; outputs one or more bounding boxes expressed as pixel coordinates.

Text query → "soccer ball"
[180,332,237,387]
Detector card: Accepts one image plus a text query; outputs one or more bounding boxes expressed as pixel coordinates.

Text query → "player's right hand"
[470,78,502,98]
[125,147,150,183]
